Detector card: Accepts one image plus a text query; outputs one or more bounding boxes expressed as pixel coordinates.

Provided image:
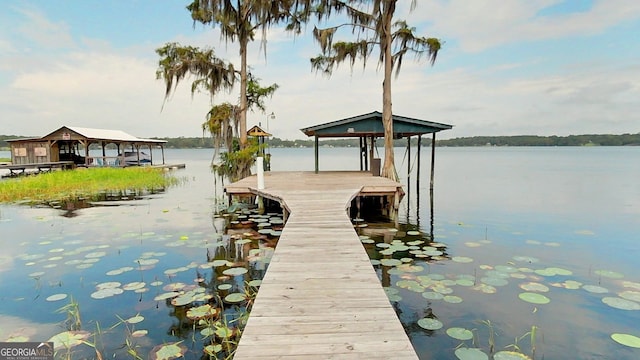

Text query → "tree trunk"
[380,1,397,181]
[239,39,248,148]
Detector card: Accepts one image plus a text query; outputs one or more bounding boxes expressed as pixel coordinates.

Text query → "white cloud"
[16,7,76,49]
[1,1,638,142]
[415,0,640,52]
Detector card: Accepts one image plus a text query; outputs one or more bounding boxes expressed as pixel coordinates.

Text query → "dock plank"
[228,172,417,359]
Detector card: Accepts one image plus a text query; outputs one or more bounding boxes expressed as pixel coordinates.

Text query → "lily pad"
[417,318,443,330]
[131,330,148,338]
[186,304,217,320]
[149,341,187,360]
[611,333,640,348]
[446,327,473,341]
[46,293,68,302]
[519,282,549,293]
[602,297,640,310]
[204,344,223,355]
[154,292,180,301]
[518,292,550,304]
[494,265,519,273]
[619,291,640,303]
[224,293,247,303]
[493,351,532,360]
[126,315,144,324]
[534,267,572,276]
[380,259,402,267]
[443,295,463,304]
[481,277,508,287]
[91,287,123,299]
[452,256,473,263]
[200,327,215,337]
[456,279,475,287]
[455,347,489,360]
[48,330,91,350]
[222,267,248,276]
[582,285,609,294]
[215,326,234,338]
[123,282,146,291]
[473,284,497,294]
[595,269,624,279]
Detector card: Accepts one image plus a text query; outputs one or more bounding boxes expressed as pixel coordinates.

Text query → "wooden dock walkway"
[226,172,417,359]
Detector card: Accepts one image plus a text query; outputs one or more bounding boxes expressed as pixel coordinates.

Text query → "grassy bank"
[0,167,180,203]
[0,157,10,162]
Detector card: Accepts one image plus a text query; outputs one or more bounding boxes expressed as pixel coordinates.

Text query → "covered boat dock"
[300,111,453,180]
[5,126,167,169]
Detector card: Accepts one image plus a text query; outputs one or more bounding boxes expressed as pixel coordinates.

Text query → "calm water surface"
[1,147,639,359]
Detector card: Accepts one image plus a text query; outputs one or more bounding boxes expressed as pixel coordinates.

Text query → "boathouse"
[6,126,167,168]
[300,111,453,175]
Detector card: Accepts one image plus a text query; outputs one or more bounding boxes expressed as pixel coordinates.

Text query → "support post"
[417,134,422,226]
[406,136,411,222]
[257,157,265,190]
[359,137,364,171]
[364,137,369,171]
[314,136,319,174]
[430,133,436,191]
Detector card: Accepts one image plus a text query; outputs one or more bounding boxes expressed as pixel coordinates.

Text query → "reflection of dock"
[226,172,417,359]
[151,163,186,170]
[0,161,75,177]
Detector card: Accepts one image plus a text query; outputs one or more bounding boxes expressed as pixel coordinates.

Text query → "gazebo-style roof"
[247,125,272,137]
[300,111,453,174]
[301,111,452,138]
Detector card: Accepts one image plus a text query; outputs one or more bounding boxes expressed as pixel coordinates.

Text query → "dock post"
[314,136,319,174]
[257,157,265,213]
[416,135,422,226]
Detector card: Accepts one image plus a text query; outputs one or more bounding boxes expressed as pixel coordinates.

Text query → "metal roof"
[300,111,453,138]
[41,126,166,143]
[247,125,271,137]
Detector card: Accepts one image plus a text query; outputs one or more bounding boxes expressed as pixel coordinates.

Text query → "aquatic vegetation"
[1,201,282,359]
[358,217,640,359]
[0,167,181,203]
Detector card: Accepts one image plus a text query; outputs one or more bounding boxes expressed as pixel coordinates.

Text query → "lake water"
[1,146,639,359]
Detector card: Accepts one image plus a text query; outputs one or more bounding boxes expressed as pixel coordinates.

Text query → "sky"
[1,1,639,141]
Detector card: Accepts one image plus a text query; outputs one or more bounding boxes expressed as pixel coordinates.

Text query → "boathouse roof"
[7,126,166,144]
[300,111,452,138]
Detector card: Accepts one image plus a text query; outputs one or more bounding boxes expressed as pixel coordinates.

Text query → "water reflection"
[0,186,284,359]
[41,189,167,218]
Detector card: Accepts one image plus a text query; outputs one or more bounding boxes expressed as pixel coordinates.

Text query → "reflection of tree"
[160,208,283,357]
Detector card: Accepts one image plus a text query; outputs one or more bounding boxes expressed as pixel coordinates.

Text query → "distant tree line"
[2,133,638,150]
[436,134,640,147]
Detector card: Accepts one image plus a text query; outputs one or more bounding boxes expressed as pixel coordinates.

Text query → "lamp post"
[266,112,275,132]
[265,112,275,170]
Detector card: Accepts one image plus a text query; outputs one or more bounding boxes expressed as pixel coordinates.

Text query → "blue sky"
[1,1,638,140]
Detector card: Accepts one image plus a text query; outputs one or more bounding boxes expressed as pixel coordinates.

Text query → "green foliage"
[310,1,441,77]
[155,42,236,99]
[0,167,179,203]
[246,75,279,112]
[211,138,261,182]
